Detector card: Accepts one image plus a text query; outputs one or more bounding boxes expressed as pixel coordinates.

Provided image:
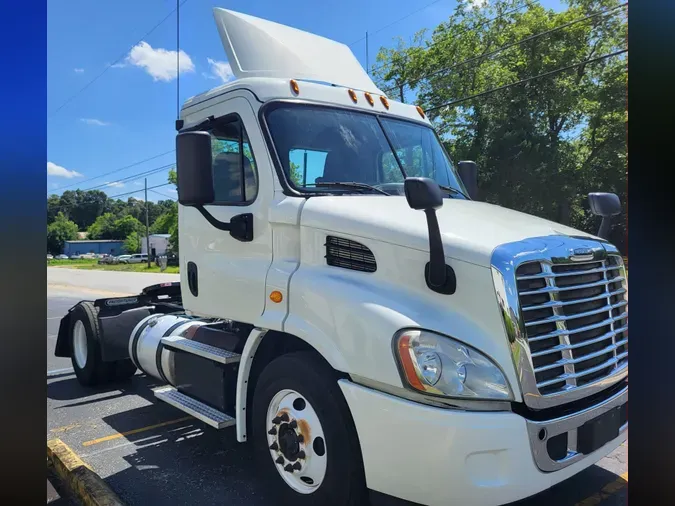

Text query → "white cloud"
[48,162,82,178]
[126,41,195,82]
[205,58,234,83]
[466,0,488,8]
[105,181,125,188]
[168,188,177,193]
[74,68,84,73]
[80,118,110,126]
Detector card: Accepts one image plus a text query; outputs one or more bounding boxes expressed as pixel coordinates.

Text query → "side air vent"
[325,236,376,273]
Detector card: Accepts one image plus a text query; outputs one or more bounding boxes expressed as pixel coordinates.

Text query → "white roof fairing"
[212,8,384,95]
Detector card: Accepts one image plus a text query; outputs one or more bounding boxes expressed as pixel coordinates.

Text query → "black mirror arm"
[422,209,456,295]
[193,205,253,242]
[597,217,611,240]
[425,209,446,287]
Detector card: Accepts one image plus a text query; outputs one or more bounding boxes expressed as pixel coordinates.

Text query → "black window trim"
[180,112,260,208]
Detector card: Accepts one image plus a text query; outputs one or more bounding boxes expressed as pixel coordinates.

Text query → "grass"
[76,263,180,274]
[48,258,179,274]
[48,258,98,267]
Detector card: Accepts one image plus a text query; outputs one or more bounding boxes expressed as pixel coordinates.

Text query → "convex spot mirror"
[588,192,621,217]
[176,131,214,206]
[457,161,478,200]
[404,177,444,210]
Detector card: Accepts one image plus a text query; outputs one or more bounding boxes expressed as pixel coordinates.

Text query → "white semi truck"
[54,8,628,506]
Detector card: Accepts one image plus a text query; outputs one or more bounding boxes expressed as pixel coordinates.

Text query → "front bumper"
[338,380,627,506]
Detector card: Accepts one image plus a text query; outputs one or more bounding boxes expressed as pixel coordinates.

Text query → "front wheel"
[252,352,366,506]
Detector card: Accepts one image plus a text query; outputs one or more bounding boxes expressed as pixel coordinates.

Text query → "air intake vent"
[325,236,376,273]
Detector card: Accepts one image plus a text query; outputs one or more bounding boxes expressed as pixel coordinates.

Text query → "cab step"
[161,335,241,365]
[154,386,235,429]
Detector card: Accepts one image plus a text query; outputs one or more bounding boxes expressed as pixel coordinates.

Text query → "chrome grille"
[516,255,628,396]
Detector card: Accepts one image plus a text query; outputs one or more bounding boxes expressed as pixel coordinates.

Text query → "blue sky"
[47,0,565,202]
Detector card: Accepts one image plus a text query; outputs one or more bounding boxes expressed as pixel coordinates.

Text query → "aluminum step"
[154,386,235,429]
[161,336,241,365]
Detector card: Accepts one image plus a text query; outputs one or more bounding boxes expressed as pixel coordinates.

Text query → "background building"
[141,234,172,259]
[63,240,124,256]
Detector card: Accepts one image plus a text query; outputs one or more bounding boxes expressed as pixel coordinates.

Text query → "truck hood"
[300,196,598,267]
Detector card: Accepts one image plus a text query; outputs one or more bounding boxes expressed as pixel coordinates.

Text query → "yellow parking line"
[575,472,628,506]
[82,416,193,447]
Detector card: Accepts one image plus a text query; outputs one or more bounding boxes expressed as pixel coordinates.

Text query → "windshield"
[264,103,468,198]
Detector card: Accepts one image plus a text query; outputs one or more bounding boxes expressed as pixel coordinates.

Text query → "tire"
[69,302,115,386]
[252,351,366,506]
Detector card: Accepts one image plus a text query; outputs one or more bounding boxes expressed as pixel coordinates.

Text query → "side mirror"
[176,131,214,206]
[588,192,621,240]
[457,160,478,200]
[404,178,456,295]
[404,177,443,210]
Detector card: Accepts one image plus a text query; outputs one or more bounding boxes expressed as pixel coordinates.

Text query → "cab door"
[179,96,274,324]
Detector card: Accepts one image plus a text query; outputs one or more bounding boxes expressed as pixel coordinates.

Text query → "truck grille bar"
[491,237,628,410]
[516,256,628,395]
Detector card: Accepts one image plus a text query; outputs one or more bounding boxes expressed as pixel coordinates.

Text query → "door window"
[210,117,259,204]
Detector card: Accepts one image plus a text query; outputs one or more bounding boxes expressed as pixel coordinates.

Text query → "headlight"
[393,329,512,400]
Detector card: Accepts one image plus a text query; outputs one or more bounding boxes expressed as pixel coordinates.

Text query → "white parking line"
[47,367,74,377]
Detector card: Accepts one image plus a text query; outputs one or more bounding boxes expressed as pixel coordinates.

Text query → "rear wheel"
[252,351,366,506]
[69,302,137,386]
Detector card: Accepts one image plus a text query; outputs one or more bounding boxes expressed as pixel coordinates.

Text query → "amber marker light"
[270,291,283,303]
[348,89,358,103]
[416,105,426,118]
[380,96,390,109]
[397,332,426,392]
[364,92,374,106]
[290,79,300,95]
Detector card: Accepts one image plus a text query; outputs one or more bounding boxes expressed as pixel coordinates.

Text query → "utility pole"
[365,32,369,75]
[303,150,308,186]
[145,178,151,269]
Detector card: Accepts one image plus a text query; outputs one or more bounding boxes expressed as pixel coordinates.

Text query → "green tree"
[151,203,178,234]
[372,0,627,251]
[47,212,78,254]
[87,213,117,239]
[113,215,145,239]
[123,232,142,254]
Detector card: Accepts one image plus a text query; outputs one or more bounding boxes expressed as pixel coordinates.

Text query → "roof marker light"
[380,96,390,109]
[416,106,426,118]
[364,92,374,106]
[290,79,300,95]
[348,89,358,103]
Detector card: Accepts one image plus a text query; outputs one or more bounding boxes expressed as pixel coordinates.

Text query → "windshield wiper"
[438,184,470,199]
[304,182,390,195]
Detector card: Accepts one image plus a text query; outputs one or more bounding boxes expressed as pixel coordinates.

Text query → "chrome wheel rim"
[73,320,88,369]
[266,389,327,494]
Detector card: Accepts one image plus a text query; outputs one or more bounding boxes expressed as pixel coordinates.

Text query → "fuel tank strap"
[156,320,191,384]
[130,317,155,375]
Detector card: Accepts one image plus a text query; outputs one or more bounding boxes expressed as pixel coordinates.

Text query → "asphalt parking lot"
[47,282,627,506]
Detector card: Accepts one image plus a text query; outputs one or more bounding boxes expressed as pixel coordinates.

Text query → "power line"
[371,0,538,76]
[52,150,175,192]
[82,163,175,192]
[425,48,627,113]
[49,0,190,117]
[348,0,447,47]
[383,2,627,95]
[108,183,173,200]
[149,188,177,200]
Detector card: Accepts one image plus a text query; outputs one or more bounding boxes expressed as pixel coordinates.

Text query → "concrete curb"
[47,438,126,506]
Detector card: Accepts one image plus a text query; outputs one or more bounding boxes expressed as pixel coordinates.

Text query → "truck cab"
[56,8,627,506]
